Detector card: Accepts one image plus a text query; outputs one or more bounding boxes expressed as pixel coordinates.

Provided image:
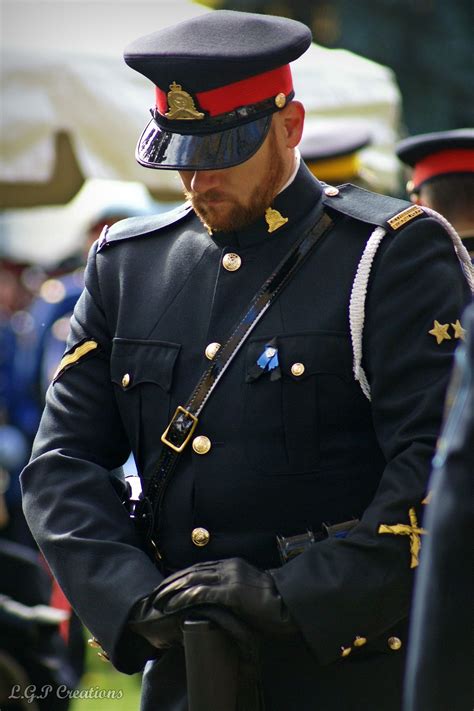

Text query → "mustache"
[184,188,229,204]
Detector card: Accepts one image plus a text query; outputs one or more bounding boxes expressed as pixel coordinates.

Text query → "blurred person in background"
[300,121,380,191]
[20,10,473,711]
[3,191,162,698]
[11,191,161,536]
[396,128,474,261]
[0,532,76,711]
[403,301,474,711]
[0,259,42,548]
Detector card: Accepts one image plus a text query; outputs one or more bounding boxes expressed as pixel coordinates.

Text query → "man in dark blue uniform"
[21,11,473,710]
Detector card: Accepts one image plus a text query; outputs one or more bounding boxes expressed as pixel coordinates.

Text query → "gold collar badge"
[265,207,288,233]
[165,81,204,120]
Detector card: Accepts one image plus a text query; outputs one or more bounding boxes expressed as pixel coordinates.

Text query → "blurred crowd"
[0,186,172,709]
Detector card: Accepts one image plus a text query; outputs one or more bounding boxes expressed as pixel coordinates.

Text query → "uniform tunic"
[21,163,471,710]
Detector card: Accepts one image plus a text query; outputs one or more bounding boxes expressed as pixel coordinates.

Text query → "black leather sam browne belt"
[130,210,334,563]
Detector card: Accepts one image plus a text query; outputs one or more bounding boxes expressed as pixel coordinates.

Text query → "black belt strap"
[133,209,334,554]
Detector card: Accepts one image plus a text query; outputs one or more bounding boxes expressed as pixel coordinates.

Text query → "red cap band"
[155,64,293,118]
[412,148,474,189]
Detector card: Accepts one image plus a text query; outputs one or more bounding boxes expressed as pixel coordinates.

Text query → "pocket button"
[291,362,305,377]
[121,373,131,388]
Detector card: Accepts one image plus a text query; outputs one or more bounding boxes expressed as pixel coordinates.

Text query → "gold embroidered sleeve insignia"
[53,340,99,382]
[378,507,427,568]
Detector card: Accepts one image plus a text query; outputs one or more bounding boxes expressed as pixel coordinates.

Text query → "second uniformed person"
[396,128,474,261]
[21,11,473,711]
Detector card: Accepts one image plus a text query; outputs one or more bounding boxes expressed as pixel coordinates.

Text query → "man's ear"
[279,101,305,148]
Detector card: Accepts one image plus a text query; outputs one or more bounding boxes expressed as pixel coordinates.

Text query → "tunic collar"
[209,159,324,250]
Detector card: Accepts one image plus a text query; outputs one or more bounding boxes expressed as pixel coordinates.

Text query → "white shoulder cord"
[349,207,474,401]
[421,206,474,290]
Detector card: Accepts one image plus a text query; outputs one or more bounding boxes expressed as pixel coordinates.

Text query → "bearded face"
[179,122,289,233]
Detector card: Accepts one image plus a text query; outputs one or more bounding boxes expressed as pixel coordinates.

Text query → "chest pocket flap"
[111,338,181,392]
[246,331,353,381]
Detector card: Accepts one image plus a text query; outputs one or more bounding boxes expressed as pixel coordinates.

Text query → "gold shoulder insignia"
[387,205,423,230]
[265,207,288,233]
[378,507,427,568]
[451,319,466,340]
[429,320,451,345]
[165,82,204,120]
[53,340,99,382]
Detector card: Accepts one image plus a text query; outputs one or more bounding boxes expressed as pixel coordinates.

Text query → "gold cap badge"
[165,82,205,120]
[265,207,288,233]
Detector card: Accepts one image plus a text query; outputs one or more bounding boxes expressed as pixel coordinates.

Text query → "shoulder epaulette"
[322,183,426,234]
[97,202,193,251]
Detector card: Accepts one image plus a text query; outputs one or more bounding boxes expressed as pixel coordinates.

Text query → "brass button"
[354,636,367,647]
[205,342,221,360]
[121,373,131,388]
[340,646,352,658]
[388,636,402,651]
[88,637,101,649]
[324,185,340,197]
[192,527,210,547]
[291,362,305,377]
[275,92,286,108]
[222,253,241,272]
[192,435,211,455]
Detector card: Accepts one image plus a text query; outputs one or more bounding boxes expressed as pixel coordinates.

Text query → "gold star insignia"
[378,507,427,568]
[429,320,451,345]
[451,319,466,340]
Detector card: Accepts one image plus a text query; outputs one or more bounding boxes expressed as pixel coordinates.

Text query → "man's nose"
[190,170,221,193]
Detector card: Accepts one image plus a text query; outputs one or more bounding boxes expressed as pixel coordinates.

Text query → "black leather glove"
[153,557,298,639]
[127,591,186,650]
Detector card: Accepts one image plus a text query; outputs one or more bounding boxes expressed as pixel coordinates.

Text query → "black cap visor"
[136,115,272,171]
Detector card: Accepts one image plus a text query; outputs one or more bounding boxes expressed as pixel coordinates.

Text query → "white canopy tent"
[1,0,402,264]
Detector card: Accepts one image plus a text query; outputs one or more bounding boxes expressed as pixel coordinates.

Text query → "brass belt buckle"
[161,405,198,453]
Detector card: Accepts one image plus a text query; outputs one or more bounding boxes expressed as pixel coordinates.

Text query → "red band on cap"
[155,65,293,118]
[412,149,474,189]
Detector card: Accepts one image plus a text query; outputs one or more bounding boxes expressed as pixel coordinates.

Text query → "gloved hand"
[152,557,298,639]
[127,592,186,650]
